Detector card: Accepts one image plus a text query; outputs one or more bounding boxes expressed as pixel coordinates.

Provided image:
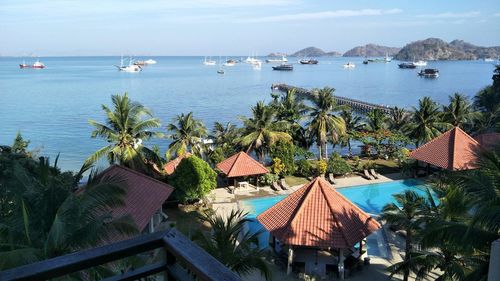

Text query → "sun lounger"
[280,178,290,190]
[369,169,379,179]
[363,170,375,180]
[328,173,337,185]
[272,182,281,191]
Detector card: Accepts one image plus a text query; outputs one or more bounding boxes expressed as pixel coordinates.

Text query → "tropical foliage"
[166,112,207,160]
[0,146,137,273]
[169,155,217,203]
[193,209,271,280]
[85,93,161,170]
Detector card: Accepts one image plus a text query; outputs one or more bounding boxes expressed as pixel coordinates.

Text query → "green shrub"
[259,173,279,186]
[169,155,217,203]
[327,153,352,176]
[271,158,286,177]
[315,160,328,176]
[269,140,296,176]
[295,159,312,177]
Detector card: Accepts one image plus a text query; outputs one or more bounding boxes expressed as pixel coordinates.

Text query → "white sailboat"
[116,56,142,72]
[203,56,216,66]
[384,53,392,62]
[413,60,427,66]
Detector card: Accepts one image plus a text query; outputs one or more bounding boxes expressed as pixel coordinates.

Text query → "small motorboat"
[272,64,293,71]
[224,59,237,66]
[144,59,157,64]
[31,60,45,69]
[252,61,262,70]
[217,69,225,74]
[418,68,439,78]
[19,60,30,69]
[398,62,417,69]
[343,62,355,68]
[266,56,288,63]
[413,60,427,66]
[363,59,369,64]
[299,59,318,65]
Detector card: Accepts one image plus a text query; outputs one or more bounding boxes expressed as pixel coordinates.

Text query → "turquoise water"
[242,179,433,250]
[241,179,432,217]
[0,56,495,170]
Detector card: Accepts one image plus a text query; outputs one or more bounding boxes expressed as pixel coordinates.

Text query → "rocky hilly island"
[393,38,500,60]
[342,44,400,57]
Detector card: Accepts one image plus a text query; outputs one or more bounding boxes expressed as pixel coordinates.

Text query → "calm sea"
[0,56,495,171]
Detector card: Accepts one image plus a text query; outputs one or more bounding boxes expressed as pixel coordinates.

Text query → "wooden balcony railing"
[0,228,242,281]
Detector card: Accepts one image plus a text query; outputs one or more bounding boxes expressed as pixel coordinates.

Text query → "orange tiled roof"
[216,151,268,178]
[409,127,481,171]
[257,177,381,249]
[97,165,174,232]
[163,153,192,175]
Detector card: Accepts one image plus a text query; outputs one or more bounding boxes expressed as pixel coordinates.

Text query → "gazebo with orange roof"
[257,177,381,278]
[216,151,269,188]
[409,127,482,171]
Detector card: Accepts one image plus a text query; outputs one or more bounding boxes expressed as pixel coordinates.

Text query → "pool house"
[216,151,269,190]
[257,177,381,279]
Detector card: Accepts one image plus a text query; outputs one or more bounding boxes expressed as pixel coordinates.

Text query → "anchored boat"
[272,64,293,71]
[418,68,439,78]
[299,58,318,65]
[398,62,417,69]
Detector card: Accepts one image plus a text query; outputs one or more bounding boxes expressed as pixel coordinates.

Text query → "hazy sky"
[1,0,499,56]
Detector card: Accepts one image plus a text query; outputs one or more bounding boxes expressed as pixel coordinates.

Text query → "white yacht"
[144,59,157,64]
[413,60,427,66]
[266,56,288,63]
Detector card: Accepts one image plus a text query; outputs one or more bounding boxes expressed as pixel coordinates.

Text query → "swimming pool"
[241,179,434,254]
[241,179,432,218]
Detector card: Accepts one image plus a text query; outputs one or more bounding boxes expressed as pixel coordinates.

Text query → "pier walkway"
[271,84,395,114]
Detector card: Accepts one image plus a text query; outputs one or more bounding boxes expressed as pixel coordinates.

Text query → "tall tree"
[193,210,271,280]
[270,90,309,148]
[381,191,426,281]
[407,97,451,147]
[305,87,346,159]
[165,112,207,160]
[11,131,30,154]
[388,107,410,133]
[238,101,291,161]
[85,93,161,169]
[339,109,364,156]
[366,108,388,132]
[442,93,477,128]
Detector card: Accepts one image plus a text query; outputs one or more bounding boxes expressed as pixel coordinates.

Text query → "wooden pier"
[271,84,395,114]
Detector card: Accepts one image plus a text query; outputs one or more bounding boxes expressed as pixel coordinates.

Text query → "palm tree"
[271,90,309,148]
[211,121,238,149]
[193,209,271,280]
[388,107,410,133]
[442,93,478,128]
[165,112,207,160]
[0,156,137,273]
[305,87,346,159]
[339,109,364,156]
[381,190,426,281]
[473,86,500,133]
[238,101,291,161]
[85,93,161,169]
[366,108,388,132]
[407,97,451,147]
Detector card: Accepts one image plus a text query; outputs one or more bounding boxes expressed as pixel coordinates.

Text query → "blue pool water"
[241,179,432,217]
[241,179,434,250]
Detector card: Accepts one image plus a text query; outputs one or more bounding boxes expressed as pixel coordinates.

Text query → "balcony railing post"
[166,247,177,280]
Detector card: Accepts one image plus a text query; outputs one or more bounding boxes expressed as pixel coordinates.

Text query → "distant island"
[270,38,499,60]
[289,47,341,57]
[343,44,400,57]
[393,38,500,61]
